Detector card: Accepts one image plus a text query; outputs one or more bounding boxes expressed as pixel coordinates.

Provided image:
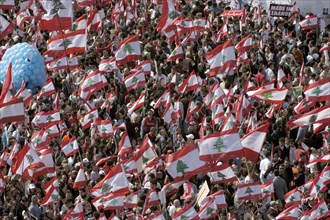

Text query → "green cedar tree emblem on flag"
[50,0,66,16]
[245,186,254,195]
[142,155,149,164]
[100,125,107,133]
[262,189,270,194]
[217,171,226,179]
[59,39,72,49]
[131,76,139,84]
[33,137,40,145]
[86,78,95,86]
[123,164,129,172]
[41,88,46,93]
[261,92,273,100]
[166,186,174,193]
[206,207,215,216]
[51,194,59,200]
[283,211,291,216]
[289,195,295,202]
[126,196,133,202]
[315,184,320,193]
[105,63,114,70]
[220,54,226,64]
[26,154,34,164]
[101,182,113,194]
[71,23,78,31]
[309,115,317,123]
[124,44,134,54]
[55,61,61,66]
[213,137,226,152]
[319,207,325,215]
[0,0,6,4]
[88,113,95,120]
[171,49,177,56]
[168,11,179,19]
[195,20,201,26]
[176,160,189,174]
[46,129,52,134]
[46,115,54,122]
[312,87,322,96]
[110,199,118,205]
[181,215,189,220]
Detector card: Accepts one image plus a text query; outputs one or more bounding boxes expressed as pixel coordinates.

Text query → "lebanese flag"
[124,70,146,91]
[208,190,227,209]
[103,194,125,210]
[207,163,238,183]
[236,182,262,200]
[127,91,145,115]
[94,120,114,138]
[161,179,185,196]
[124,191,138,209]
[210,85,226,109]
[298,178,313,195]
[0,63,14,103]
[294,98,315,114]
[143,211,165,220]
[308,175,328,198]
[0,15,14,41]
[0,173,4,192]
[90,163,130,197]
[216,22,228,42]
[309,199,330,220]
[235,34,253,51]
[177,70,199,93]
[180,181,194,201]
[135,136,158,172]
[46,56,79,71]
[303,77,330,102]
[44,29,87,57]
[211,104,224,125]
[247,88,288,104]
[130,60,151,75]
[206,40,236,76]
[42,123,60,141]
[198,197,219,219]
[166,143,207,180]
[11,144,45,182]
[145,188,160,207]
[32,110,61,127]
[291,104,330,127]
[14,79,33,107]
[71,14,87,31]
[276,204,302,220]
[173,203,199,220]
[193,18,210,31]
[0,98,25,124]
[60,137,79,157]
[167,45,184,62]
[299,15,318,31]
[154,90,171,109]
[234,93,252,124]
[0,148,8,167]
[99,57,117,72]
[198,129,243,162]
[261,181,274,200]
[288,1,299,20]
[122,158,137,174]
[203,83,219,108]
[185,100,199,122]
[277,67,287,88]
[32,148,55,179]
[63,201,84,220]
[39,0,72,31]
[118,131,132,156]
[320,166,330,185]
[241,123,270,162]
[79,71,104,94]
[0,0,14,9]
[236,49,248,66]
[87,10,102,31]
[320,44,330,53]
[115,35,141,65]
[284,188,302,208]
[73,165,86,189]
[40,186,60,206]
[37,79,56,100]
[76,0,93,7]
[79,108,98,129]
[100,91,116,111]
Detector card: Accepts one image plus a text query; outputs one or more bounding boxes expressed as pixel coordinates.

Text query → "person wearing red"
[140,109,158,138]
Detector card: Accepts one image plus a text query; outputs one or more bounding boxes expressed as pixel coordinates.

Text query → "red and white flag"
[41,186,60,206]
[100,91,116,111]
[284,188,302,208]
[198,129,243,162]
[37,79,56,100]
[206,40,236,76]
[87,10,102,31]
[236,49,249,66]
[173,203,199,220]
[236,182,262,200]
[308,175,328,198]
[166,143,207,180]
[0,0,14,9]
[118,131,132,157]
[303,77,330,102]
[71,14,87,31]
[124,70,146,91]
[115,35,141,65]
[99,57,117,72]
[247,88,288,104]
[39,0,73,31]
[121,158,137,174]
[44,29,87,57]
[320,44,330,53]
[32,148,55,179]
[216,22,228,42]
[124,191,138,209]
[277,67,287,88]
[309,199,330,220]
[46,56,79,71]
[288,1,299,20]
[207,163,238,183]
[161,179,185,196]
[261,181,274,201]
[276,204,302,220]
[0,63,14,103]
[291,104,330,127]
[73,165,86,189]
[0,15,14,41]
[90,163,130,197]
[79,108,98,129]
[235,34,253,51]
[42,123,60,141]
[135,136,158,172]
[130,60,151,75]
[14,79,33,107]
[60,137,79,157]
[32,110,61,127]
[154,90,171,109]
[193,18,210,31]
[177,70,199,93]
[79,70,104,94]
[127,91,145,115]
[63,200,84,220]
[198,197,218,219]
[299,15,318,31]
[0,98,25,124]
[167,45,184,62]
[94,120,114,139]
[241,123,270,162]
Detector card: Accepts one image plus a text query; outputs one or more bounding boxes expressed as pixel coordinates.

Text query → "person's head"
[31,195,38,205]
[274,169,280,176]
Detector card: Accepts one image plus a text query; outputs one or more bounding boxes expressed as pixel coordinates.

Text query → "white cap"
[186,134,195,140]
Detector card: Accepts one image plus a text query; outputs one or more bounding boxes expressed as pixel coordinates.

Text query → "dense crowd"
[0,0,329,220]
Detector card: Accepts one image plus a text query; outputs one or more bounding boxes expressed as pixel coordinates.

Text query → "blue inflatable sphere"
[0,43,47,94]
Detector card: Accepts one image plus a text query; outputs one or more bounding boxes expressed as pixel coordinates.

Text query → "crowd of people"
[0,0,329,219]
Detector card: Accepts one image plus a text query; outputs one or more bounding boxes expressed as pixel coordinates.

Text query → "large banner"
[269,4,292,17]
